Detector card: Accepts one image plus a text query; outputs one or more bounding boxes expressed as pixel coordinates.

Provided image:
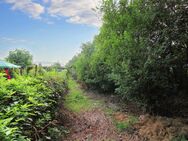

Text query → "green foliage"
[67,42,115,92]
[6,49,33,67]
[47,126,68,140]
[68,0,188,116]
[0,71,68,141]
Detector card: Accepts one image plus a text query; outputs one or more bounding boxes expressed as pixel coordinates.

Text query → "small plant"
[115,116,138,132]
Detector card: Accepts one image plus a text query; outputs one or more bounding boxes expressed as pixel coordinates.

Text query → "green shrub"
[0,71,68,140]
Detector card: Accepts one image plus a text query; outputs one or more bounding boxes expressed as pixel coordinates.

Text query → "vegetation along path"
[60,79,188,141]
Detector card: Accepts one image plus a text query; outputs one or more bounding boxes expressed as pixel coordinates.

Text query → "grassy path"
[61,79,140,141]
[64,79,97,112]
[61,79,188,141]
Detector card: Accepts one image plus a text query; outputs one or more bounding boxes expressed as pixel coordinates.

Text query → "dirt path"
[61,108,119,141]
[60,80,188,141]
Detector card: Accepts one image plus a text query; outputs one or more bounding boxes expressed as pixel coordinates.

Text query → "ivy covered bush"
[0,71,68,141]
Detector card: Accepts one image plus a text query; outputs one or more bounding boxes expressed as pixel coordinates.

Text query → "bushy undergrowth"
[0,71,68,141]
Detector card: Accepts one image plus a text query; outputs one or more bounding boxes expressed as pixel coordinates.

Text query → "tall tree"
[6,49,33,67]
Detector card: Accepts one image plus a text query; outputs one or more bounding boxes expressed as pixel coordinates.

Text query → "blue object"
[0,60,21,69]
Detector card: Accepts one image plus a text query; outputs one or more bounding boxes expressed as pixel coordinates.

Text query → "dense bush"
[0,71,68,140]
[67,0,188,116]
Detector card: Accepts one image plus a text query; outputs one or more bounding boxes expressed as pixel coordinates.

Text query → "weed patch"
[114,115,138,132]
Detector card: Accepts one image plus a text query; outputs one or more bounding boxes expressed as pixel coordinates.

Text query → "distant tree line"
[67,0,188,117]
[5,49,64,76]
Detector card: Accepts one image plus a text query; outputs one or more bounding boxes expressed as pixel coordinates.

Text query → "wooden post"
[34,65,38,76]
[20,68,23,76]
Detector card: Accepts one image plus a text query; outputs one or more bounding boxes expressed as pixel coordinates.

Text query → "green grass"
[115,116,138,132]
[64,79,93,112]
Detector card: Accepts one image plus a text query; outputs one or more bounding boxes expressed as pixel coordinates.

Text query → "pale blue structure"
[0,60,21,69]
